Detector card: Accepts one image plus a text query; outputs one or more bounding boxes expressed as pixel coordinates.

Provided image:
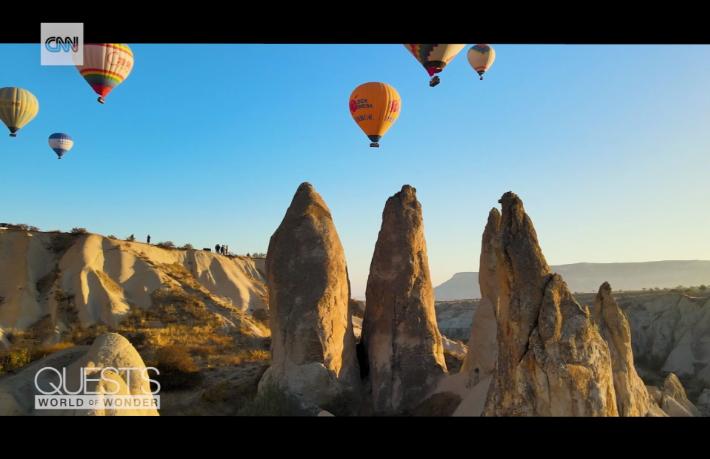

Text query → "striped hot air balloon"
[403,44,466,87]
[75,44,134,104]
[349,82,401,148]
[0,87,39,137]
[48,133,74,159]
[467,44,496,80]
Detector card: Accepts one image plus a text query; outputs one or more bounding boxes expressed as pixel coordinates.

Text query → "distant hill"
[434,260,710,300]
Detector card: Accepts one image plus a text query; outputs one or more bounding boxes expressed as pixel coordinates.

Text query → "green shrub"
[157,241,175,249]
[70,227,88,234]
[179,243,194,250]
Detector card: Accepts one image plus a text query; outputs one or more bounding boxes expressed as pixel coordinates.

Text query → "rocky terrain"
[0,333,158,416]
[1,186,707,416]
[436,288,710,413]
[0,228,272,415]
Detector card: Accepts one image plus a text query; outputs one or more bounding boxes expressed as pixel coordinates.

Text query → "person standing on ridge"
[215,244,221,254]
[147,235,151,244]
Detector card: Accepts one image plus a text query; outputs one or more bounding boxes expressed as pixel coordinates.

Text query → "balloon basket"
[97,97,105,104]
[370,142,380,148]
[429,76,440,87]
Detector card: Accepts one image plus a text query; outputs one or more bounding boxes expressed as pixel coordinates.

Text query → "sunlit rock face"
[362,185,447,415]
[483,192,618,416]
[592,282,654,416]
[461,209,500,386]
[259,183,360,409]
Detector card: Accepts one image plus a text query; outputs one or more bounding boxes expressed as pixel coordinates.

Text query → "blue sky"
[2,44,709,298]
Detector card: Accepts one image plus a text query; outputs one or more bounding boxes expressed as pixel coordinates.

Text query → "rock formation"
[482,192,618,416]
[437,289,710,409]
[591,282,654,416]
[361,185,447,414]
[461,209,500,386]
[659,373,700,416]
[620,291,710,400]
[258,182,360,409]
[0,228,268,345]
[0,333,157,416]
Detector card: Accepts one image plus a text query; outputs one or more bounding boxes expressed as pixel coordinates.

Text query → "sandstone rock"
[453,376,492,417]
[259,183,360,409]
[434,300,478,341]
[592,282,653,416]
[76,369,133,416]
[623,293,710,394]
[439,289,710,405]
[0,333,157,416]
[461,209,500,386]
[646,385,663,405]
[442,336,467,361]
[483,192,618,416]
[0,230,267,343]
[660,373,700,416]
[64,333,158,416]
[0,346,87,415]
[362,185,447,414]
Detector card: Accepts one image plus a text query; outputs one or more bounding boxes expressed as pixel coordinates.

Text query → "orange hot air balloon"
[349,82,401,148]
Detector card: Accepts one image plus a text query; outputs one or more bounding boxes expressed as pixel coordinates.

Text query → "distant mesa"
[435,260,710,301]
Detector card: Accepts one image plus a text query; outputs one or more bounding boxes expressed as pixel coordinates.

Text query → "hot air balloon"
[75,43,134,104]
[467,44,496,80]
[48,133,74,159]
[0,87,39,137]
[349,82,401,148]
[404,44,466,87]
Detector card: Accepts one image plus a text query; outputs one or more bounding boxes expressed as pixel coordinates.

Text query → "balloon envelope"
[48,133,74,159]
[0,87,39,137]
[404,44,466,86]
[349,82,401,147]
[75,44,134,103]
[467,44,496,79]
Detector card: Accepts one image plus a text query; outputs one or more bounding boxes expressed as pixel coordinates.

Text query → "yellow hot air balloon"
[404,44,466,87]
[0,87,39,137]
[75,43,134,104]
[467,44,496,80]
[349,82,401,148]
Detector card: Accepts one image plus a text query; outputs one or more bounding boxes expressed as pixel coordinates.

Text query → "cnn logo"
[41,23,83,66]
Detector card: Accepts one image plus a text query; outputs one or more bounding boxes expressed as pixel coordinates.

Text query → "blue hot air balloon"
[48,133,74,159]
